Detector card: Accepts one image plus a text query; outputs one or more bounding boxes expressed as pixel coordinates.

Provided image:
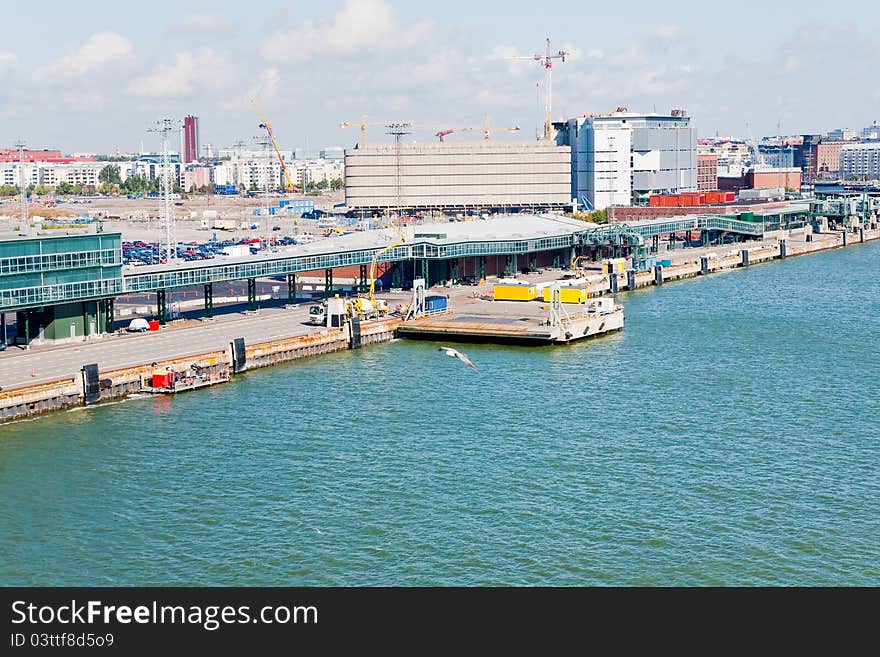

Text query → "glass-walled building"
[0,231,122,345]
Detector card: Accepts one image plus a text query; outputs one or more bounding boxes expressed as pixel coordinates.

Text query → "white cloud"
[0,51,17,72]
[33,32,133,81]
[262,0,431,64]
[171,13,231,34]
[648,23,686,42]
[126,49,228,98]
[222,67,281,111]
[587,48,604,60]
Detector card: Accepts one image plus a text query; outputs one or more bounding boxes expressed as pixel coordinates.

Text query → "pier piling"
[626,269,636,290]
[610,273,618,294]
[780,240,787,259]
[654,265,663,286]
[741,250,750,267]
[700,257,709,275]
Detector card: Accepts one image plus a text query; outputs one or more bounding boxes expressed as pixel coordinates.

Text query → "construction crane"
[251,99,297,192]
[435,129,458,142]
[507,38,568,141]
[340,118,396,147]
[434,116,519,142]
[480,114,520,141]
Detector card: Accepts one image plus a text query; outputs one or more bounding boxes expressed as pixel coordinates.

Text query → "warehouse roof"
[127,214,596,275]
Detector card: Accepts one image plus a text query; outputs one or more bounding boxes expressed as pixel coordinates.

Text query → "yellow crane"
[251,98,297,192]
[343,116,520,145]
[340,118,395,148]
[368,216,406,305]
[480,114,521,140]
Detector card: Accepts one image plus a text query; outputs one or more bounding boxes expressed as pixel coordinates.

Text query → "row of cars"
[123,236,300,265]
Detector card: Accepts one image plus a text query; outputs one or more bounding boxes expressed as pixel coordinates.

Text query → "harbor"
[2,235,877,586]
[1,215,876,422]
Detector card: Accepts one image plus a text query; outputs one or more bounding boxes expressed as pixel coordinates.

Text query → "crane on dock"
[251,99,298,192]
[507,38,568,141]
[367,215,406,306]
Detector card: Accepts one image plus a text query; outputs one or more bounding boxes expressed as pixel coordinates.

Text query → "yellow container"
[601,258,627,275]
[541,287,588,303]
[493,284,537,301]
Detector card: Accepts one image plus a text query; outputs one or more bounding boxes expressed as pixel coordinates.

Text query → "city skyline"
[0,0,878,153]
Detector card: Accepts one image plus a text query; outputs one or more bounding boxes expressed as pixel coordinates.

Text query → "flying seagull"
[438,346,477,370]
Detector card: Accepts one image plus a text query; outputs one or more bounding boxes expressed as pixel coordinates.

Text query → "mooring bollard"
[654,265,663,286]
[780,240,787,259]
[626,269,636,291]
[741,249,750,267]
[700,256,709,276]
[610,273,618,294]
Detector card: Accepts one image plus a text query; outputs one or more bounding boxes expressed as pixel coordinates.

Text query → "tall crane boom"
[369,218,406,304]
[251,99,297,192]
[507,37,568,141]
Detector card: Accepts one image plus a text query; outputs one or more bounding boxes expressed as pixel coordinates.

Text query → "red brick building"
[815,141,844,180]
[697,154,718,192]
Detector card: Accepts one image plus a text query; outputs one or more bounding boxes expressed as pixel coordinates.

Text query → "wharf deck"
[398,308,624,344]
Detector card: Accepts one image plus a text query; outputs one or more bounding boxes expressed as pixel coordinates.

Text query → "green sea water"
[1,242,878,585]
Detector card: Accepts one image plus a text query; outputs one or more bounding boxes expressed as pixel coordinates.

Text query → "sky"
[0,0,878,153]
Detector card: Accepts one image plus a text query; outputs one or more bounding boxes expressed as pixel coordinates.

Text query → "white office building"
[840,142,880,180]
[563,109,697,210]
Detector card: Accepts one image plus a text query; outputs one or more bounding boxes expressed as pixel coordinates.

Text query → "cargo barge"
[398,295,623,345]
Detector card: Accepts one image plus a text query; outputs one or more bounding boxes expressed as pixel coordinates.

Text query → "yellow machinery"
[365,215,406,310]
[571,255,591,272]
[251,99,297,192]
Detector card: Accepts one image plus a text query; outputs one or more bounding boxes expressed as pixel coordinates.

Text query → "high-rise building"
[562,108,697,210]
[183,116,199,163]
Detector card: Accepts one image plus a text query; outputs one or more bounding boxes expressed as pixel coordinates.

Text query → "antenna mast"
[148,117,179,261]
[15,141,28,234]
[386,123,412,216]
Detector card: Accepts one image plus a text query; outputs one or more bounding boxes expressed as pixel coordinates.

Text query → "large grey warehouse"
[344,141,572,213]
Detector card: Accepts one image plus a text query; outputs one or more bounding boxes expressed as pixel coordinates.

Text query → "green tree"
[99,164,122,185]
[330,177,343,190]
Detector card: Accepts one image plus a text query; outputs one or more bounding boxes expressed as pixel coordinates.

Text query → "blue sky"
[1,0,877,152]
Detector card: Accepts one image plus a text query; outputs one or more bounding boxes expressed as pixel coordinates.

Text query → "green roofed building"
[0,231,122,346]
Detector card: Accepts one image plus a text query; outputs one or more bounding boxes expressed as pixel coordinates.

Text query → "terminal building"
[344,141,572,213]
[0,231,122,345]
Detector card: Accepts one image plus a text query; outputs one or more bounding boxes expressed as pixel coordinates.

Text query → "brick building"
[697,154,718,192]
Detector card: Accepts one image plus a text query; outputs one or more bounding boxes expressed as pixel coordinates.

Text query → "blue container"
[425,295,448,312]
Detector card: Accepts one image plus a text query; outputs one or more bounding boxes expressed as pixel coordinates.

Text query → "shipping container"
[542,287,588,303]
[493,284,537,301]
[152,370,172,389]
[425,295,448,313]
